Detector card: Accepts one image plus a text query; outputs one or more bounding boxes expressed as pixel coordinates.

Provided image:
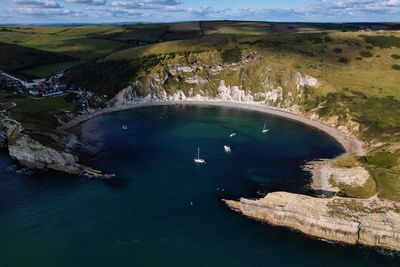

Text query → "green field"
[7,95,73,131]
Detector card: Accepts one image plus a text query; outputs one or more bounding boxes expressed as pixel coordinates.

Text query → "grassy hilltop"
[1,21,400,200]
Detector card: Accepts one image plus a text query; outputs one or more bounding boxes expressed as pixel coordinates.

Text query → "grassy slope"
[0,43,74,75]
[19,61,79,78]
[9,95,72,131]
[0,25,133,78]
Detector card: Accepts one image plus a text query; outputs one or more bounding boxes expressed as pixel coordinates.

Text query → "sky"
[0,0,400,24]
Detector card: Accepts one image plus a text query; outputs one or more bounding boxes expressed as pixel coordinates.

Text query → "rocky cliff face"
[109,50,320,110]
[224,192,400,251]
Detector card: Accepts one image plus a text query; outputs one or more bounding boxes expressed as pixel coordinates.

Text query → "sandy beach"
[60,100,365,156]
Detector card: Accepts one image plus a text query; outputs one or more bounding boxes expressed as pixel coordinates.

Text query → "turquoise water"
[0,105,399,266]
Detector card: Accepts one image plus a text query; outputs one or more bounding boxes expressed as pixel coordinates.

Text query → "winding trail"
[60,100,365,156]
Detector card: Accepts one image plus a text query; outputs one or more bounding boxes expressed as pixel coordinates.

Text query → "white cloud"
[14,7,75,15]
[3,0,400,23]
[64,0,107,6]
[110,0,180,9]
[12,0,61,8]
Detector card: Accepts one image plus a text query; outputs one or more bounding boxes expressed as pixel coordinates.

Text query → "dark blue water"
[0,105,399,266]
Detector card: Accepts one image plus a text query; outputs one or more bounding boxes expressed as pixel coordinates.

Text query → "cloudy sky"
[1,0,400,24]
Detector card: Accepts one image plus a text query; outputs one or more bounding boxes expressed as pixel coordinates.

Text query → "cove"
[0,105,398,267]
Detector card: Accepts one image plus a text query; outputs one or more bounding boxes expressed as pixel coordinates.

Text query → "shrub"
[338,57,349,64]
[221,48,242,63]
[392,64,400,70]
[333,48,343,53]
[360,51,373,57]
[391,54,400,59]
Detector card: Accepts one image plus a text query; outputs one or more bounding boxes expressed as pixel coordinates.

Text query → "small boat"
[224,145,231,153]
[194,147,206,164]
[262,122,269,133]
[122,125,128,130]
[230,132,237,138]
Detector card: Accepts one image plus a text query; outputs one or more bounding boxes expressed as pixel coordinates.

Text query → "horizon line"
[1,19,400,27]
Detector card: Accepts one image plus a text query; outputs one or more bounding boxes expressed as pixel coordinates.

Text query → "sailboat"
[122,124,128,130]
[194,147,206,164]
[224,145,231,153]
[262,122,269,133]
[230,132,237,138]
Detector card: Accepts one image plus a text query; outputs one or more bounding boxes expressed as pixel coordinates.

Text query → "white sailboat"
[224,145,231,153]
[122,125,128,130]
[194,147,206,164]
[262,122,269,133]
[230,132,237,137]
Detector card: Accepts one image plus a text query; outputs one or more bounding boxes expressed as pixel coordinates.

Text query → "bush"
[360,51,373,57]
[221,48,242,63]
[391,54,400,59]
[338,57,349,64]
[392,64,400,70]
[333,48,343,53]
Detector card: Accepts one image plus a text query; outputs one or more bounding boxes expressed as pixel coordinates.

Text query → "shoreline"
[60,100,365,156]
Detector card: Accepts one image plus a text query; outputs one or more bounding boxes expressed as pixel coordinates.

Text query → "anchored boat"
[262,122,269,133]
[224,145,231,153]
[194,147,206,164]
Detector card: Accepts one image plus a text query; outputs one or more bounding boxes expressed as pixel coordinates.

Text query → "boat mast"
[197,147,200,159]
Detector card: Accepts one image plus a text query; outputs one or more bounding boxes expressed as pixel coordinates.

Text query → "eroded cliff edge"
[0,114,109,178]
[224,192,400,251]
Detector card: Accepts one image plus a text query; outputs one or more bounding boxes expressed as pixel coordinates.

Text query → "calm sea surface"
[0,105,398,266]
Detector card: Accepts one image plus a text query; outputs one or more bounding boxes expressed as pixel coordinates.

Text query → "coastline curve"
[60,100,365,156]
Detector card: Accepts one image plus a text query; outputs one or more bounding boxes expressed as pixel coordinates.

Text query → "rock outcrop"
[224,192,400,251]
[8,135,84,175]
[1,114,109,178]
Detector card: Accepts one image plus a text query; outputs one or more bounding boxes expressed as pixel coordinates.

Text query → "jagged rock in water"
[1,114,108,178]
[8,135,84,175]
[224,192,400,251]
